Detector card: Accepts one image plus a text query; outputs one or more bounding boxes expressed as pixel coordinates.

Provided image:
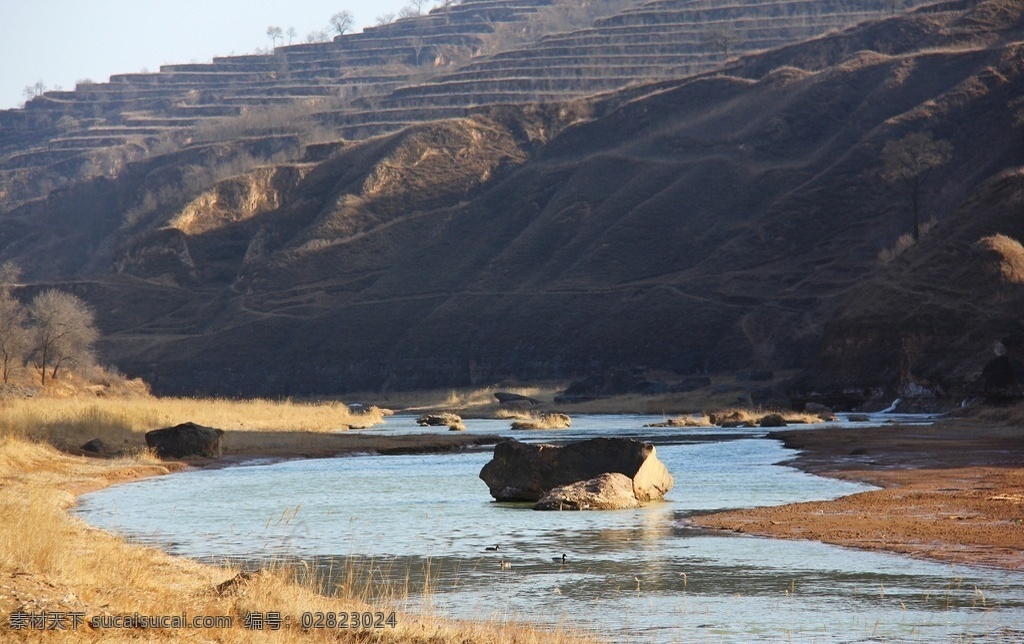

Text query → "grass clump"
[510,412,572,430]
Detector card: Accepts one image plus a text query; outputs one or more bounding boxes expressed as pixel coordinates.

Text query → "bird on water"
[485,545,500,551]
[552,553,567,564]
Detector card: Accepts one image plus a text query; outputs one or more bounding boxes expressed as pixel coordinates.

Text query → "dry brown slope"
[72,0,1024,396]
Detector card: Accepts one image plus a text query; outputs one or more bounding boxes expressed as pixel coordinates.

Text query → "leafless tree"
[28,290,99,385]
[266,25,283,48]
[707,25,737,61]
[0,264,27,384]
[881,132,953,241]
[0,261,21,288]
[398,5,421,19]
[306,29,330,43]
[22,80,47,103]
[376,13,396,26]
[286,26,297,45]
[0,292,27,384]
[330,10,356,36]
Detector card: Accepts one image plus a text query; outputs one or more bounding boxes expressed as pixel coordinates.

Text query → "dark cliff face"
[4,0,1024,396]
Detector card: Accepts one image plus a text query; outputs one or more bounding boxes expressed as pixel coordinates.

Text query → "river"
[76,413,1024,642]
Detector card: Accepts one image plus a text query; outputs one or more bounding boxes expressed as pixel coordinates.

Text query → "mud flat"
[692,419,1024,570]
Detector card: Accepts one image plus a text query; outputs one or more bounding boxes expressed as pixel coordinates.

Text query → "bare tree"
[437,0,461,25]
[29,290,99,385]
[707,25,737,61]
[0,261,21,288]
[0,264,26,384]
[306,29,330,43]
[286,26,297,45]
[400,0,427,18]
[0,292,27,384]
[266,25,283,48]
[22,80,47,103]
[330,10,356,36]
[881,132,953,241]
[376,13,396,26]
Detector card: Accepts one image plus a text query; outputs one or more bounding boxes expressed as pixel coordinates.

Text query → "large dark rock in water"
[479,437,673,502]
[145,422,225,459]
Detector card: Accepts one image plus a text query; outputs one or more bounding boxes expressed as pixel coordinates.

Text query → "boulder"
[494,392,540,407]
[479,437,673,503]
[81,438,112,455]
[804,402,837,420]
[758,413,788,428]
[534,473,641,510]
[417,413,462,427]
[145,422,224,459]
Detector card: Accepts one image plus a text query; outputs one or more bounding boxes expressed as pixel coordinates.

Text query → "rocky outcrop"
[417,413,463,427]
[81,438,114,455]
[804,402,837,421]
[478,437,673,503]
[494,392,540,408]
[534,473,641,511]
[144,422,225,459]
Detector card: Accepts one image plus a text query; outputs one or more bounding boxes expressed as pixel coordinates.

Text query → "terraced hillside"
[1,0,935,209]
[1,0,1021,402]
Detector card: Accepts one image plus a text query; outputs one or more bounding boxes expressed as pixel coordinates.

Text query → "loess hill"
[1,0,1023,401]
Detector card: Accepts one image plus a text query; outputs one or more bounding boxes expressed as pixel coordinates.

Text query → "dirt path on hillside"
[691,420,1024,570]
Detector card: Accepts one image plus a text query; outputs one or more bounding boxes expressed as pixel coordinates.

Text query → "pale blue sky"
[0,0,415,110]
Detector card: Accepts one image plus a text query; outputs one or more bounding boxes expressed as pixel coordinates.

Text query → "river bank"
[691,419,1024,570]
[0,403,586,642]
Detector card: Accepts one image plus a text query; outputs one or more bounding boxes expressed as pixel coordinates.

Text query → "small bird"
[485,545,500,552]
[500,560,512,570]
[552,553,567,564]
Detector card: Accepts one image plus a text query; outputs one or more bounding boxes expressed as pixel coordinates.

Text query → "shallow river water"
[77,414,1024,642]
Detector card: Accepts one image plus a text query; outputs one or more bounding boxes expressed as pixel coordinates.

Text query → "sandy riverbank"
[691,419,1024,570]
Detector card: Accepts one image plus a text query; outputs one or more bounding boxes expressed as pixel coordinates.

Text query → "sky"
[0,0,415,110]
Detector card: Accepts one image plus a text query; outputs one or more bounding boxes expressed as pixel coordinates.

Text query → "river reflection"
[77,414,1024,642]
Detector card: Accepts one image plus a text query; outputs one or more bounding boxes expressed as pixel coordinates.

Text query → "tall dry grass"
[0,397,388,452]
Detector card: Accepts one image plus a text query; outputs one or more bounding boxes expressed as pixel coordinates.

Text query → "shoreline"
[0,431,587,642]
[691,419,1024,571]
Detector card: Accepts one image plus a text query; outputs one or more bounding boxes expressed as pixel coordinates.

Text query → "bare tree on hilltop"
[881,131,953,241]
[266,25,283,49]
[330,11,355,36]
[29,290,99,386]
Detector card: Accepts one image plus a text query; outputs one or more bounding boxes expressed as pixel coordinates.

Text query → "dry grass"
[510,412,572,430]
[644,414,714,428]
[0,397,388,453]
[707,408,822,426]
[365,384,561,417]
[0,436,593,642]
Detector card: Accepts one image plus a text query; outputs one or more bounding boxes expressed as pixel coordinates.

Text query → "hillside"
[0,0,933,209]
[1,0,1022,401]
